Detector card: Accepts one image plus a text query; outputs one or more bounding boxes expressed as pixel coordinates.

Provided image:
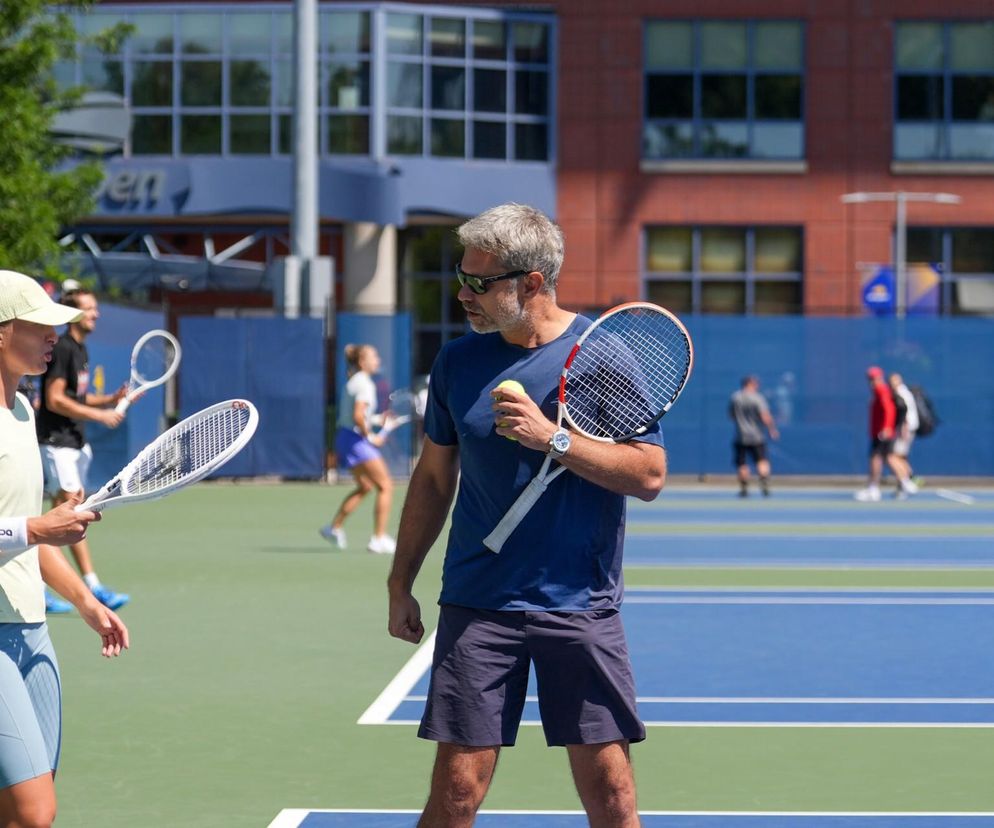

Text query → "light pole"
[840,191,961,318]
[288,0,317,319]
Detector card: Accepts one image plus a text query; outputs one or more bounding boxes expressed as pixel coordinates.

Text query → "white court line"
[373,719,994,729]
[625,595,994,605]
[356,631,435,725]
[641,722,994,728]
[395,694,994,705]
[637,696,994,704]
[626,585,994,594]
[937,489,977,505]
[269,808,994,827]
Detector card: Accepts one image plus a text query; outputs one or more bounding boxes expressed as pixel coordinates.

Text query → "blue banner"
[862,265,895,315]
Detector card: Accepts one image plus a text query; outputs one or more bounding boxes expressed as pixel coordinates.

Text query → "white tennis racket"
[376,388,424,436]
[116,329,182,414]
[76,399,259,514]
[483,302,693,553]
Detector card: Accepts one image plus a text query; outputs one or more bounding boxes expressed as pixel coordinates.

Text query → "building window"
[908,227,994,314]
[400,226,466,375]
[67,5,552,162]
[643,20,804,160]
[384,10,552,161]
[645,226,803,314]
[323,9,372,155]
[895,21,994,161]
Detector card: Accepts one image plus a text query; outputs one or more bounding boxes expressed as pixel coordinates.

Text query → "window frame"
[642,19,806,163]
[893,20,994,163]
[67,3,554,162]
[906,225,994,315]
[643,225,805,315]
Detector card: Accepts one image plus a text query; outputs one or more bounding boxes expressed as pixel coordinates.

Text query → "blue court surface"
[273,486,994,828]
[366,588,994,728]
[624,487,994,568]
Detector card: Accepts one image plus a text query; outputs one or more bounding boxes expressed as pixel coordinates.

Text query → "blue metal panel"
[179,316,326,478]
[664,315,994,477]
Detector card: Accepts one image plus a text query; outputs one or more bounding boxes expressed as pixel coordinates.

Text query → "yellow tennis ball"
[495,380,526,440]
[495,379,526,398]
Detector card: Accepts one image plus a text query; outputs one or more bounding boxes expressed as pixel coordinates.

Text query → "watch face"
[552,431,571,452]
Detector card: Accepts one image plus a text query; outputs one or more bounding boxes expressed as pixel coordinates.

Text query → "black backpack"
[910,384,938,437]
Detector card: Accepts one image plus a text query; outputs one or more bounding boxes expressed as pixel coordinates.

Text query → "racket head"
[387,388,421,419]
[130,329,182,389]
[107,399,257,508]
[560,302,693,442]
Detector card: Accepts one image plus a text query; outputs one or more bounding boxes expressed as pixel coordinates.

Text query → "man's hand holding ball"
[492,379,527,441]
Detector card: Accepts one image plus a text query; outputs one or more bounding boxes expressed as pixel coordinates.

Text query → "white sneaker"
[367,534,396,555]
[854,486,881,502]
[319,525,346,549]
[900,478,919,495]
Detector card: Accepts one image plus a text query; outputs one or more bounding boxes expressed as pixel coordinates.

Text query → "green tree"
[0,0,115,279]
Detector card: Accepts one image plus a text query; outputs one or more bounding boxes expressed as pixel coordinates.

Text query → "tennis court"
[44,481,994,827]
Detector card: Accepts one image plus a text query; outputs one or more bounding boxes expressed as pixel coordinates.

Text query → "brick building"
[62,2,994,373]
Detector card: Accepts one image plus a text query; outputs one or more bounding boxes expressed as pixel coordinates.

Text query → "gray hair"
[456,203,565,293]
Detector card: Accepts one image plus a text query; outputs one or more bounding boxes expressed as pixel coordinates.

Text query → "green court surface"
[46,482,994,827]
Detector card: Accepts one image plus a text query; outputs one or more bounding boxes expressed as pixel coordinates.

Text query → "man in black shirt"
[37,288,131,610]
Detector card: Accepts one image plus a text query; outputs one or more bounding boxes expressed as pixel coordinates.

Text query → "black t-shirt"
[36,334,89,449]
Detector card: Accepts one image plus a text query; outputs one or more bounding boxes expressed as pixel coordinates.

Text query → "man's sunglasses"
[455,263,529,295]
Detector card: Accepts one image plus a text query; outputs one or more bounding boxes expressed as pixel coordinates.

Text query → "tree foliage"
[0,0,104,279]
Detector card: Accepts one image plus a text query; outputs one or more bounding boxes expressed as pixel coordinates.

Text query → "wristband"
[0,517,29,553]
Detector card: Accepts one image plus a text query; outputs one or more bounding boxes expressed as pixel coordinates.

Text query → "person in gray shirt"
[729,375,779,497]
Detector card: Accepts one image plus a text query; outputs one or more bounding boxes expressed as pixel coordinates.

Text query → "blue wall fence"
[179,316,326,479]
[85,309,994,484]
[665,315,994,477]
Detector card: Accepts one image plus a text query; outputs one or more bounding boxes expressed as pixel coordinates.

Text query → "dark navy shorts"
[418,604,645,748]
[870,436,895,457]
[733,441,767,467]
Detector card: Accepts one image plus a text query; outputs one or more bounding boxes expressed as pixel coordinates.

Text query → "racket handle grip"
[74,496,105,514]
[483,475,549,554]
[115,396,132,415]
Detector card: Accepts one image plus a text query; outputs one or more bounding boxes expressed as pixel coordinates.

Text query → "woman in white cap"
[0,269,129,826]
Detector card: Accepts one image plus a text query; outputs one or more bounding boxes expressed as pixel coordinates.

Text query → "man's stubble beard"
[466,291,530,334]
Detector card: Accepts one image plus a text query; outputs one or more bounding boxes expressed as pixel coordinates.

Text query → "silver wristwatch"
[549,428,572,458]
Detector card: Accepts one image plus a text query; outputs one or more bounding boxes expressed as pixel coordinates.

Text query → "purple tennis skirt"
[335,427,382,469]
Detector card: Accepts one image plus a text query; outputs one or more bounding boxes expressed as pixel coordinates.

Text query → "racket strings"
[134,339,177,384]
[387,391,416,418]
[565,310,691,440]
[125,406,253,495]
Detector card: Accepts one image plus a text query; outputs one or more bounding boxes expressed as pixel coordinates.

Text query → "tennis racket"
[483,302,693,553]
[115,329,182,414]
[376,388,424,436]
[76,399,259,514]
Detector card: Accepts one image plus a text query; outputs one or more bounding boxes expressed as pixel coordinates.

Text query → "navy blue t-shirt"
[424,314,665,612]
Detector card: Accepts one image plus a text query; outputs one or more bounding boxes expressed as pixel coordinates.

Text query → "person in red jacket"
[854,366,918,501]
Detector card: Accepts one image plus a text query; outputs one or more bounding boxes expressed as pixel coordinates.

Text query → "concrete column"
[343,222,397,313]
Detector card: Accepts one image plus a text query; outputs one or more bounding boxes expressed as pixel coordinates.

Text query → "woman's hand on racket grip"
[388,591,425,644]
[490,387,556,450]
[27,492,101,546]
[98,407,126,428]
